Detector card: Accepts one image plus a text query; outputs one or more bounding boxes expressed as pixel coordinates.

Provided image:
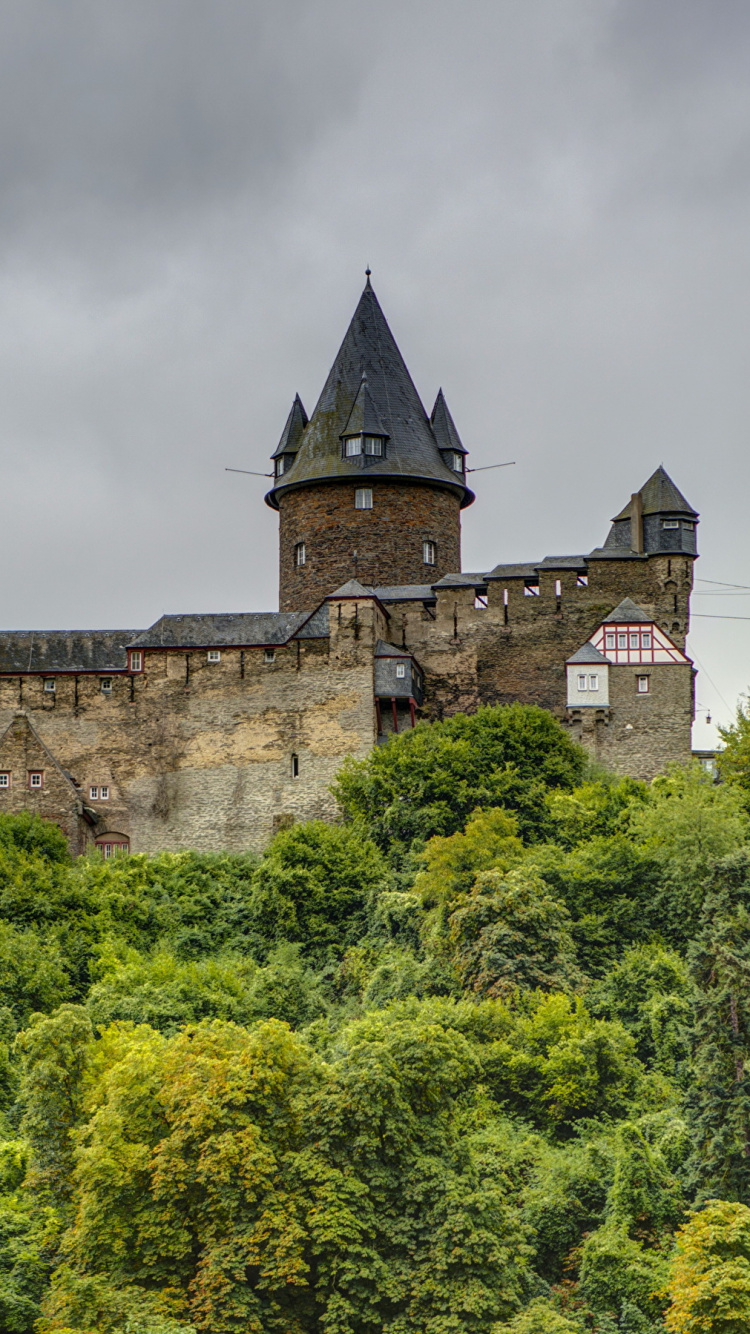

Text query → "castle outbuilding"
[0,279,698,853]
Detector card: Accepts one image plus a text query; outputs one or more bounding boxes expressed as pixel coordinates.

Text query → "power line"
[693,613,750,621]
[697,578,750,590]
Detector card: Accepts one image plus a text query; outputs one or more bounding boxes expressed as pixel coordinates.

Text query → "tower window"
[291,753,299,778]
[355,488,373,510]
[422,540,436,566]
[207,651,221,663]
[28,772,43,790]
[294,542,306,567]
[275,457,285,477]
[451,452,463,471]
[396,663,406,679]
[663,520,679,530]
[637,675,650,693]
[264,649,275,664]
[43,679,55,693]
[343,435,384,458]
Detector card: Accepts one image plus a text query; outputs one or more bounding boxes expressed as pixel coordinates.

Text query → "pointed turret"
[430,388,467,476]
[269,277,475,611]
[266,279,473,508]
[272,394,308,479]
[598,466,699,557]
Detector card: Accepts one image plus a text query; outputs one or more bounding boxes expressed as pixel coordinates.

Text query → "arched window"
[95,833,130,858]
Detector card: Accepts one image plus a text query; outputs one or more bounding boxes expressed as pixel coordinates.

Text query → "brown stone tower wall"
[278,481,462,611]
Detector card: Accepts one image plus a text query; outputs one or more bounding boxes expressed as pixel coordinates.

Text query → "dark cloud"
[0,0,747,744]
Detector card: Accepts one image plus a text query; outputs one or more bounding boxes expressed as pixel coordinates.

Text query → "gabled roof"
[375,639,414,658]
[341,375,389,439]
[430,389,466,455]
[265,278,474,510]
[129,610,325,650]
[567,642,610,665]
[272,394,308,459]
[326,579,377,599]
[612,466,698,521]
[372,583,436,602]
[0,630,139,674]
[605,598,652,623]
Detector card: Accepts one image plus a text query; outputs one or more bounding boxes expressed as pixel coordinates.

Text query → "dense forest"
[2,703,750,1332]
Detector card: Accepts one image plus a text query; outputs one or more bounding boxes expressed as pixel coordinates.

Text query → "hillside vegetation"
[0,704,749,1332]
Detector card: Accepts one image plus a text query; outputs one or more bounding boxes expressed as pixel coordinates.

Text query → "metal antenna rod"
[466,461,516,474]
[225,467,274,478]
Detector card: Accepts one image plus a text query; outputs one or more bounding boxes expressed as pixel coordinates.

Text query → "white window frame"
[355,487,373,510]
[100,785,109,800]
[0,774,9,789]
[275,457,286,477]
[43,679,56,693]
[577,674,587,691]
[588,674,599,691]
[295,542,306,567]
[663,519,680,529]
[605,633,615,650]
[28,772,43,790]
[100,678,113,693]
[264,649,275,664]
[344,436,362,457]
[207,650,221,663]
[641,632,652,648]
[90,786,99,799]
[637,675,650,694]
[129,650,142,672]
[422,540,436,566]
[451,452,463,472]
[629,634,639,649]
[396,663,406,679]
[618,634,627,649]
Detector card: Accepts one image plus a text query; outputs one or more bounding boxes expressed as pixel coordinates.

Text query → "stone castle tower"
[266,276,475,611]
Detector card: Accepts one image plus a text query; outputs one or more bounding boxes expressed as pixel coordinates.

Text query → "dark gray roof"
[272,394,308,459]
[605,598,652,623]
[430,388,466,455]
[341,375,388,439]
[129,611,324,649]
[432,572,488,588]
[295,605,329,637]
[612,466,698,521]
[326,579,378,599]
[0,630,139,675]
[567,642,609,665]
[373,584,436,602]
[486,562,541,580]
[538,554,589,569]
[375,639,413,658]
[265,279,474,510]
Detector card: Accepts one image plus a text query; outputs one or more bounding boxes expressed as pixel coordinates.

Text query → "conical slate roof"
[272,394,308,459]
[265,279,474,510]
[430,388,466,455]
[341,375,389,439]
[612,466,698,521]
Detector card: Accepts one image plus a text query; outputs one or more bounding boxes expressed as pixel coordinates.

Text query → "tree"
[492,1297,583,1331]
[717,696,750,800]
[665,1199,750,1333]
[689,852,750,1203]
[445,867,583,998]
[334,704,586,855]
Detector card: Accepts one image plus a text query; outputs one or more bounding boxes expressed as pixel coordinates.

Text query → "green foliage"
[445,867,583,997]
[688,852,750,1204]
[247,820,389,962]
[665,1199,750,1333]
[493,1296,583,1331]
[334,704,586,854]
[717,696,750,800]
[588,944,693,1077]
[0,814,70,866]
[546,777,648,850]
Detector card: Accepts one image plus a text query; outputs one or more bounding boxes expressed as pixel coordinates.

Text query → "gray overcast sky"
[0,0,748,746]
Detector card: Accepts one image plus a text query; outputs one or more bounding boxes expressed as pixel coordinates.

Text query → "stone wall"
[0,595,386,854]
[278,481,462,611]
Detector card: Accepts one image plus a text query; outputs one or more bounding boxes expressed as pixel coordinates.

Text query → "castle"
[0,278,698,855]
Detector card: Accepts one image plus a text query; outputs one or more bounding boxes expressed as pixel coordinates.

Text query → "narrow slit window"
[355,488,373,510]
[422,540,436,566]
[294,542,306,567]
[291,753,299,778]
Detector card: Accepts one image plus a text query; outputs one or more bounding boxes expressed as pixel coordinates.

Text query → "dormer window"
[275,455,294,478]
[443,451,464,473]
[343,435,385,458]
[663,520,680,530]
